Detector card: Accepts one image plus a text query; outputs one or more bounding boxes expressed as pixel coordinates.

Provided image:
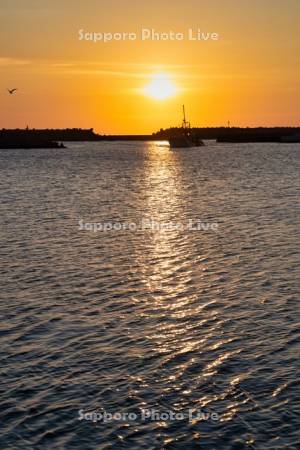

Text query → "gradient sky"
[0,0,299,133]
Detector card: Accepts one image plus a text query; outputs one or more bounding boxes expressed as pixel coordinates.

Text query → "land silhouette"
[1,127,300,148]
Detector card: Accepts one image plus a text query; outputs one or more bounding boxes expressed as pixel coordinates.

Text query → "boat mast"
[182,105,190,129]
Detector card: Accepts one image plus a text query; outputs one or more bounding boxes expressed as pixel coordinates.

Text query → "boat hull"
[169,136,204,148]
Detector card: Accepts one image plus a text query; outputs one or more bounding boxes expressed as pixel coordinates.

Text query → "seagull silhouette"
[7,88,17,95]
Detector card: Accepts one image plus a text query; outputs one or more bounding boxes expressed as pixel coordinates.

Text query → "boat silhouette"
[169,105,204,148]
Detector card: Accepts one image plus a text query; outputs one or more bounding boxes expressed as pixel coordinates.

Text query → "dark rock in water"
[0,141,66,149]
[0,133,66,149]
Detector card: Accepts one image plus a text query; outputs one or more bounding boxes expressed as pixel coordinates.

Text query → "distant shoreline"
[1,127,300,144]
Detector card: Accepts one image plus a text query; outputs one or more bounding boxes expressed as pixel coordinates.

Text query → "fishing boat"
[169,105,204,148]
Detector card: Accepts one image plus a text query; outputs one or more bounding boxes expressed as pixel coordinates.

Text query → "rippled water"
[1,141,300,449]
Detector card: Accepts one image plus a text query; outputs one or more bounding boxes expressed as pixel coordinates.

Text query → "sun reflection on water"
[138,142,189,297]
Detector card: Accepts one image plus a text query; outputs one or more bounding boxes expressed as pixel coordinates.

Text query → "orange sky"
[0,0,299,133]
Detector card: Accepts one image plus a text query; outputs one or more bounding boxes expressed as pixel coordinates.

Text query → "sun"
[144,73,177,100]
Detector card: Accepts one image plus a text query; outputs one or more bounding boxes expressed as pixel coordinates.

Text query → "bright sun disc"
[144,74,177,100]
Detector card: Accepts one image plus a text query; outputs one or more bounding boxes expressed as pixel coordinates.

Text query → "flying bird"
[7,88,17,95]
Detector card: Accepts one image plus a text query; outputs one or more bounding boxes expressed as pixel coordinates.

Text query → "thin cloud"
[0,57,30,66]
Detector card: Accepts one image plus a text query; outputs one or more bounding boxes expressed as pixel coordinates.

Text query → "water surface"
[0,141,300,449]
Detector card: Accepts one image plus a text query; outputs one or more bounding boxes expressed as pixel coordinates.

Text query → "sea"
[0,141,299,449]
